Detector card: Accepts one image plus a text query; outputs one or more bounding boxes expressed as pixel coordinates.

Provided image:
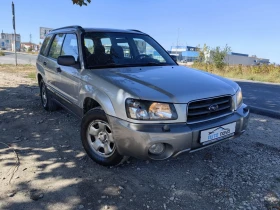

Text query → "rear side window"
[85,38,94,54]
[101,38,112,54]
[61,34,79,62]
[115,38,131,58]
[40,34,52,56]
[48,34,65,59]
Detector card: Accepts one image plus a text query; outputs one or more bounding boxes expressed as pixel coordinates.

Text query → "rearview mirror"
[57,55,76,66]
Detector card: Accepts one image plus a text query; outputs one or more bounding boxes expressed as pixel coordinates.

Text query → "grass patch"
[27,72,36,80]
[0,51,5,56]
[0,64,36,73]
[184,63,280,83]
[0,64,37,80]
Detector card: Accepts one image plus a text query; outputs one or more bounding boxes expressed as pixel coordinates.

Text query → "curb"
[234,78,280,86]
[249,105,280,119]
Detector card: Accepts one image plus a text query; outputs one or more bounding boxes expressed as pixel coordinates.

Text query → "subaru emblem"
[208,104,219,112]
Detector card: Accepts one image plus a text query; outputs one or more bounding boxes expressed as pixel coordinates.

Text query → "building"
[20,42,40,52]
[225,53,270,65]
[169,45,270,65]
[0,31,21,51]
[169,46,199,62]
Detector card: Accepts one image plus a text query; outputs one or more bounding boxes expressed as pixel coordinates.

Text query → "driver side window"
[133,38,165,62]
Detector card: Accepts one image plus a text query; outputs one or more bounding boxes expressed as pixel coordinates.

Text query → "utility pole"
[12,2,17,66]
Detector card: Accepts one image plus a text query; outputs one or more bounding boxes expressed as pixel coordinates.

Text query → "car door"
[56,33,81,106]
[37,34,53,84]
[45,33,65,93]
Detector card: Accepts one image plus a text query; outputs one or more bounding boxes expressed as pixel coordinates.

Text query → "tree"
[197,44,210,63]
[72,0,91,6]
[211,44,231,70]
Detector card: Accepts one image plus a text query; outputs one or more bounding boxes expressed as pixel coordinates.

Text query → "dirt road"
[0,69,280,210]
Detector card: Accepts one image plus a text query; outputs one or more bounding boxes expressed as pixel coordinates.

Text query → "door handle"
[43,61,47,66]
[56,67,62,73]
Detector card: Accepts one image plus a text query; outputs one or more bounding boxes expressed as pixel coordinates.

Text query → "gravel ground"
[0,70,280,210]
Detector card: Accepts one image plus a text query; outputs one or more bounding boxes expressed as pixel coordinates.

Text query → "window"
[133,38,164,62]
[48,34,65,59]
[85,38,94,54]
[101,38,112,54]
[113,38,131,58]
[83,32,176,68]
[117,42,131,58]
[40,34,52,56]
[61,34,79,62]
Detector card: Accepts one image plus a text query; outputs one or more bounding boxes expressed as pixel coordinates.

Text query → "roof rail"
[128,29,144,34]
[51,25,84,32]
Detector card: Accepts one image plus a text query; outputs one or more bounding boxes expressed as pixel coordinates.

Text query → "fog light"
[148,143,165,155]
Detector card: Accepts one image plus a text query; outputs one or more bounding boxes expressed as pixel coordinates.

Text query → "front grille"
[187,96,232,124]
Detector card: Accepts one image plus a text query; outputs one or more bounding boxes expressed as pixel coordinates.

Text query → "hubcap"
[87,120,115,157]
[41,83,47,107]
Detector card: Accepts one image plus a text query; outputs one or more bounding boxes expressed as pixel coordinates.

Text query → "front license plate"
[200,122,236,144]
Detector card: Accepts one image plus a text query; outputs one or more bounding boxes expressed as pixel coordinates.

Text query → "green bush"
[0,51,5,56]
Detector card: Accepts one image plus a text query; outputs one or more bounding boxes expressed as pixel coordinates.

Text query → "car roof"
[50,26,145,35]
[84,28,144,34]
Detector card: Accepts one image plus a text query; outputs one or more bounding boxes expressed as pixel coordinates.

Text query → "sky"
[1,0,279,63]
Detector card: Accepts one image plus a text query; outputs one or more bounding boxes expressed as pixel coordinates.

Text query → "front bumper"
[108,104,250,160]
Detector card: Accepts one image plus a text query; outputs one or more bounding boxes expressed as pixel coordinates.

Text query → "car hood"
[91,65,239,103]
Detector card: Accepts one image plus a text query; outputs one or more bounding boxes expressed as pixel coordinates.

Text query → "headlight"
[125,99,178,120]
[235,88,243,109]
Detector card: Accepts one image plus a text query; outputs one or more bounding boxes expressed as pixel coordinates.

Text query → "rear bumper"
[108,104,250,160]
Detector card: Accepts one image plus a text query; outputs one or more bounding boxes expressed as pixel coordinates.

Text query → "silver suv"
[36,26,250,166]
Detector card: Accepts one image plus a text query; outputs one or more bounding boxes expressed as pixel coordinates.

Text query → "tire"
[39,80,58,111]
[81,108,126,166]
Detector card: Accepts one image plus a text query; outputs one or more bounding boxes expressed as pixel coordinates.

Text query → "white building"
[0,32,21,51]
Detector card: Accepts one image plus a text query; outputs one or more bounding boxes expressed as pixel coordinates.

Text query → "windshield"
[83,32,177,68]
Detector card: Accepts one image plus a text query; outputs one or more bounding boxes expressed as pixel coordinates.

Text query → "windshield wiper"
[88,63,137,69]
[88,62,172,69]
[137,62,171,66]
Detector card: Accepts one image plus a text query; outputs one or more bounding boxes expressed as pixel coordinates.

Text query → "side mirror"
[57,55,76,66]
[170,55,177,62]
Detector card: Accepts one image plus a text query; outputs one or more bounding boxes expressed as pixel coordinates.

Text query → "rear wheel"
[39,80,58,111]
[81,108,126,166]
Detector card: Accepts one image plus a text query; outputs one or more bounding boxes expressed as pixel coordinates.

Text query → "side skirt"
[47,86,83,119]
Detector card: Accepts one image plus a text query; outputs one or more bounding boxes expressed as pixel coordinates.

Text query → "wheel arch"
[80,90,116,117]
[37,73,43,86]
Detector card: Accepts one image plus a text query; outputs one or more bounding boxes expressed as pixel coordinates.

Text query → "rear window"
[40,34,52,56]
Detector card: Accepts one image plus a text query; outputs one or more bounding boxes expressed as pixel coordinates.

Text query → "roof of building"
[229,52,249,57]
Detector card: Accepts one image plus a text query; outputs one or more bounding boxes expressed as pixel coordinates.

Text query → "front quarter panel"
[79,82,117,116]
[79,70,136,117]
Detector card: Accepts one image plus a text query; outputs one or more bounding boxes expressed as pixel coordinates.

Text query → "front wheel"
[81,108,126,166]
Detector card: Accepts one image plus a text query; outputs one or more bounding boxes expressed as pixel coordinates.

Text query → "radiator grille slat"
[187,96,232,123]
